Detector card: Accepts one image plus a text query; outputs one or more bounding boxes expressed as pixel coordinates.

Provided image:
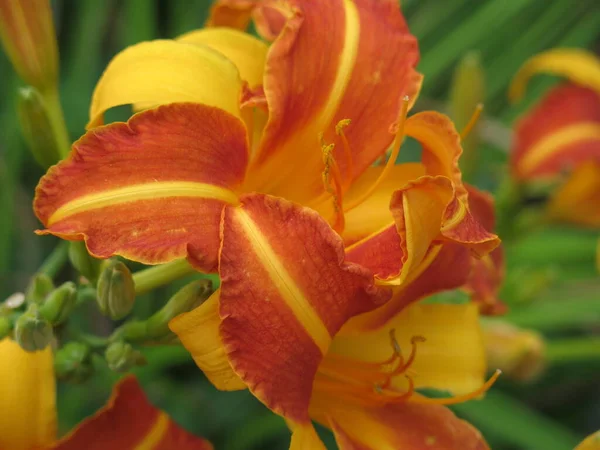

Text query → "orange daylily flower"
[0,338,211,450]
[509,49,600,227]
[172,292,494,449]
[34,0,499,444]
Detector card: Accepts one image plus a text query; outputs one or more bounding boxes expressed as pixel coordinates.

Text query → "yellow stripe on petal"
[88,40,242,128]
[177,27,268,88]
[0,339,56,450]
[234,208,331,354]
[47,182,239,226]
[134,412,169,450]
[510,49,600,102]
[517,122,600,176]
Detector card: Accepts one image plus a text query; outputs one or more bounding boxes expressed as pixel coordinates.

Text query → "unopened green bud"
[17,87,62,168]
[69,242,102,282]
[25,273,54,305]
[14,304,53,352]
[54,342,93,383]
[105,341,146,373]
[0,316,11,340]
[449,51,485,181]
[97,260,136,320]
[39,281,77,325]
[145,280,213,339]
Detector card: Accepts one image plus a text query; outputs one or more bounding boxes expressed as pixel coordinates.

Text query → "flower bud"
[39,281,77,325]
[97,260,136,320]
[145,280,213,340]
[483,320,546,382]
[0,0,58,91]
[17,86,63,168]
[14,304,53,352]
[25,273,54,305]
[69,242,102,282]
[54,341,93,383]
[104,341,146,373]
[450,51,485,181]
[0,315,11,340]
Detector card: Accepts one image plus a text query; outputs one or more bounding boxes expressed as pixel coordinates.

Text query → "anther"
[460,103,484,140]
[343,96,410,213]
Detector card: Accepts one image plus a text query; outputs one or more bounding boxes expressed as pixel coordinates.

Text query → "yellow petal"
[547,161,600,227]
[88,40,242,128]
[575,430,600,450]
[331,303,486,395]
[169,290,246,391]
[510,49,600,102]
[177,27,268,88]
[289,424,327,450]
[342,163,426,244]
[0,338,56,450]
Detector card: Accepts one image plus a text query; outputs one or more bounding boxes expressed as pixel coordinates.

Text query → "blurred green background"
[1,0,599,449]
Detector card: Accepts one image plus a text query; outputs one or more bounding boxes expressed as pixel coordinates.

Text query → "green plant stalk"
[39,241,69,278]
[42,87,71,158]
[545,337,600,365]
[451,390,580,450]
[500,297,600,332]
[132,259,198,295]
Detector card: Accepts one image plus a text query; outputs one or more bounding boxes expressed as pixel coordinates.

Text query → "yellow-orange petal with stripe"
[169,289,246,391]
[243,0,421,208]
[219,193,391,422]
[547,161,600,227]
[206,0,256,31]
[0,338,56,450]
[53,376,213,450]
[177,28,268,88]
[326,402,489,450]
[34,103,248,272]
[509,49,600,103]
[344,244,472,332]
[289,424,327,450]
[511,84,600,180]
[87,40,242,128]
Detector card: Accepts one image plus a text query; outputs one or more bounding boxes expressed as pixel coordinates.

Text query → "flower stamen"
[335,119,354,189]
[410,369,502,406]
[343,96,410,212]
[321,139,345,233]
[460,103,484,140]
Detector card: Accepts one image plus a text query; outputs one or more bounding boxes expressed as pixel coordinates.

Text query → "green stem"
[502,297,600,332]
[545,337,600,365]
[451,390,580,450]
[132,259,197,295]
[38,241,69,278]
[42,87,71,158]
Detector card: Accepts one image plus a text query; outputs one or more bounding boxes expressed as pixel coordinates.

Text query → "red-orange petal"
[327,403,489,450]
[345,243,472,332]
[346,176,499,285]
[218,193,390,422]
[463,185,506,315]
[243,0,421,209]
[53,376,212,450]
[511,83,600,180]
[34,103,248,272]
[206,0,256,30]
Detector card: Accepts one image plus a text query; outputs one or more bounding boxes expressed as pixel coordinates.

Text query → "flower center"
[314,329,500,408]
